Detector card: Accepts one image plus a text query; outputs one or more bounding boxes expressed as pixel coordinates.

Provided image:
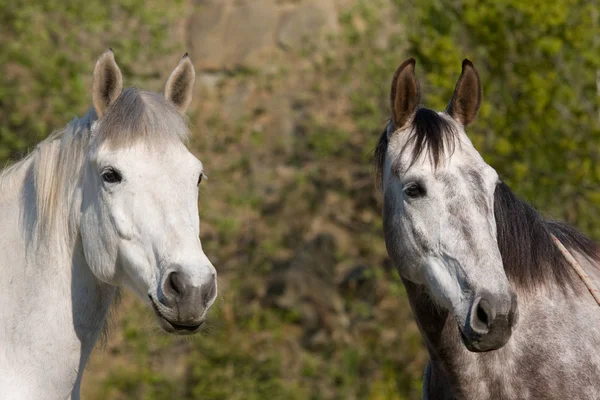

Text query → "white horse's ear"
[92,48,123,118]
[165,53,195,113]
[446,59,482,126]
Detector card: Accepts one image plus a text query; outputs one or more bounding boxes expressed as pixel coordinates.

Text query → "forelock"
[94,88,189,150]
[374,108,460,186]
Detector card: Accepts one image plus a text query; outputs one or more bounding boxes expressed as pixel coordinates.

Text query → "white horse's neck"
[69,241,117,397]
[0,120,116,399]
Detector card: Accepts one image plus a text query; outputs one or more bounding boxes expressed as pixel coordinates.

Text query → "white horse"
[0,49,217,399]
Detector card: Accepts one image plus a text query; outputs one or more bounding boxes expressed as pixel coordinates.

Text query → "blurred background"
[1,0,600,398]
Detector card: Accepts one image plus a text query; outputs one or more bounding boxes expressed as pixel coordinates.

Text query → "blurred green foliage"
[0,0,182,161]
[1,0,599,399]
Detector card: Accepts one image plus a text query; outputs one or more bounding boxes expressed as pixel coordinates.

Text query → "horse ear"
[390,58,420,130]
[446,59,482,126]
[165,53,195,113]
[92,48,123,118]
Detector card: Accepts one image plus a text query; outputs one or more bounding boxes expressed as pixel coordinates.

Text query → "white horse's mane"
[0,88,189,248]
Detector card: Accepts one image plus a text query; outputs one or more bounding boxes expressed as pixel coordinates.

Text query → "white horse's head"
[377,59,518,352]
[80,50,216,334]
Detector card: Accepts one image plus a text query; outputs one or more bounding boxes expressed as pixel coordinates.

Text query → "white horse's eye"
[101,167,122,184]
[197,172,204,186]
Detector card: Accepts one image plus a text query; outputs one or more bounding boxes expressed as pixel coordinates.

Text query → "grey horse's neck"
[405,266,600,400]
[403,279,456,399]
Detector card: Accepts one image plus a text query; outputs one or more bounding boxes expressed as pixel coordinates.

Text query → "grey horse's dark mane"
[494,182,599,291]
[374,107,600,292]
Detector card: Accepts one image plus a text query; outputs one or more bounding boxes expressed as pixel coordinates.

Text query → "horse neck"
[402,278,474,398]
[0,126,116,397]
[3,227,116,396]
[404,267,600,399]
[402,278,450,357]
[70,237,118,395]
[30,177,117,395]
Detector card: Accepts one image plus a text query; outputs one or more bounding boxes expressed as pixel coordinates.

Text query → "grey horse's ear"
[92,48,123,118]
[446,59,482,126]
[165,53,195,113]
[390,58,420,131]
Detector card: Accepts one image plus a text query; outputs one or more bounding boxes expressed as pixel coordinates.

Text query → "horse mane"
[0,87,189,248]
[31,114,93,246]
[494,182,600,292]
[373,107,600,293]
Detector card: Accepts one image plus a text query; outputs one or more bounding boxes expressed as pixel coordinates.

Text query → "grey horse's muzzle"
[460,290,519,352]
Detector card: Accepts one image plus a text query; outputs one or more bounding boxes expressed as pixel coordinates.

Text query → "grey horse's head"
[377,59,518,352]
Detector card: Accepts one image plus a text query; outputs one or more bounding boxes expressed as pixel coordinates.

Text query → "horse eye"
[197,172,204,186]
[404,182,425,198]
[101,167,122,184]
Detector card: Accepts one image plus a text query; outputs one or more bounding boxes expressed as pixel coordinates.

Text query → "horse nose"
[465,291,518,351]
[470,296,495,335]
[160,266,217,322]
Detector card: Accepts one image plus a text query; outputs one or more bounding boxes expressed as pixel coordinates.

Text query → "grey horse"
[375,58,600,399]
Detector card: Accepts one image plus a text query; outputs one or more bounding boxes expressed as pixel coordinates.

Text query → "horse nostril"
[171,272,183,296]
[163,271,185,302]
[477,302,489,327]
[470,297,495,335]
[160,266,216,316]
[464,292,517,351]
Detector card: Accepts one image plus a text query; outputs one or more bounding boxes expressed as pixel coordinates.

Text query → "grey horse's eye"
[404,182,425,198]
[101,167,122,184]
[197,172,204,186]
